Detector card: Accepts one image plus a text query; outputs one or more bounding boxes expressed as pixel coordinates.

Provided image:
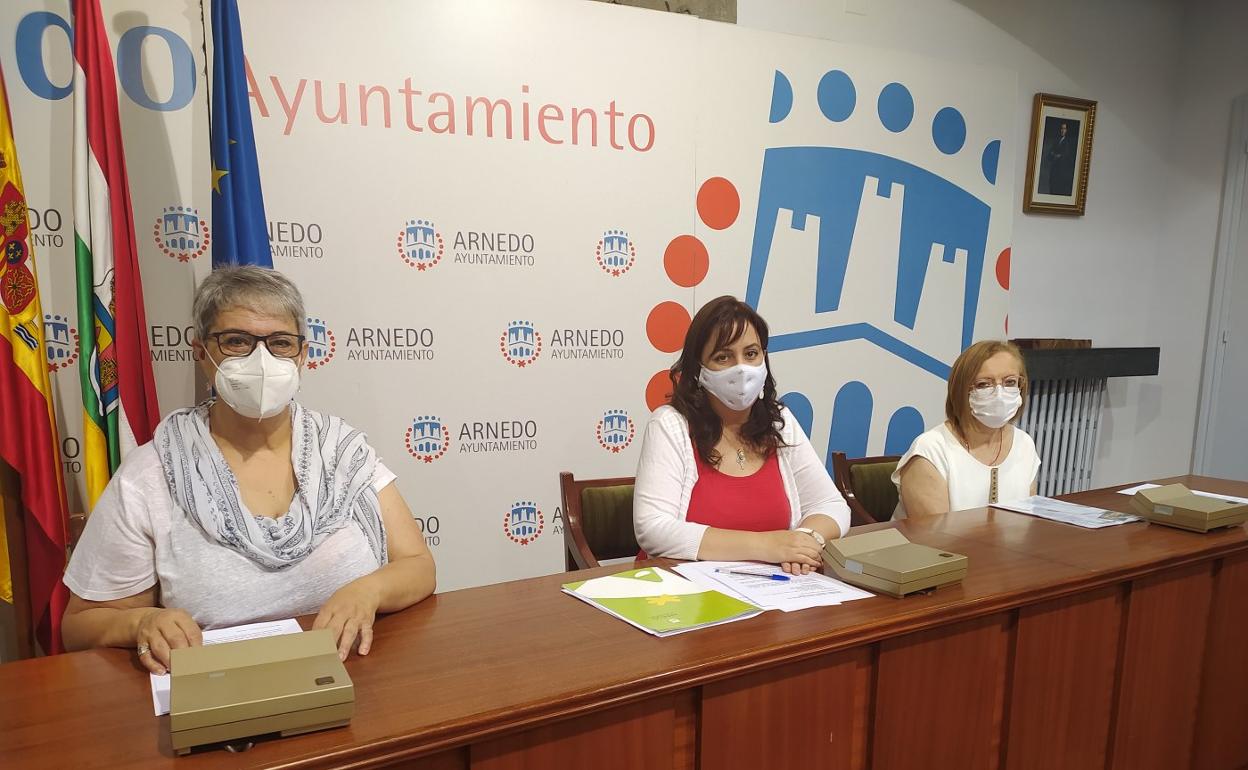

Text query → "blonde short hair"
[945,340,1028,441]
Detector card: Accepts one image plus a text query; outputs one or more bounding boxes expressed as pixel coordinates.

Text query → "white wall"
[1161,0,1248,477]
[739,0,1244,485]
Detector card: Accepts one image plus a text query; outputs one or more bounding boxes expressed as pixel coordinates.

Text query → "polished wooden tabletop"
[1,475,1244,769]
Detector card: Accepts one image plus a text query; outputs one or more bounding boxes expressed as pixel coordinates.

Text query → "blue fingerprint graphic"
[884,406,925,456]
[827,381,873,468]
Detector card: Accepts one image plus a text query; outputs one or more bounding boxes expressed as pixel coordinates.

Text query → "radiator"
[1015,378,1106,496]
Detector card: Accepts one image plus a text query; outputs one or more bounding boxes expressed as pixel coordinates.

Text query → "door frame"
[1193,94,1248,474]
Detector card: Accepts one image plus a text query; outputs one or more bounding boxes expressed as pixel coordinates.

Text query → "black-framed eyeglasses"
[206,330,306,359]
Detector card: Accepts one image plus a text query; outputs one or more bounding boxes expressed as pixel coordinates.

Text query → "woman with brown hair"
[633,296,849,575]
[891,340,1040,518]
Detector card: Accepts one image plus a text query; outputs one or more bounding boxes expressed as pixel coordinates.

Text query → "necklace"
[988,429,1005,466]
[956,423,1005,502]
[959,426,1004,503]
[959,425,1005,466]
[723,430,749,470]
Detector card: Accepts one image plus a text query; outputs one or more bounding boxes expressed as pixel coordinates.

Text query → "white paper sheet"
[1115,483,1248,505]
[149,618,302,716]
[1116,483,1161,496]
[673,561,873,611]
[992,496,1140,529]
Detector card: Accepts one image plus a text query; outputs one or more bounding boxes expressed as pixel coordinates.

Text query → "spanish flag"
[73,0,160,507]
[0,63,70,653]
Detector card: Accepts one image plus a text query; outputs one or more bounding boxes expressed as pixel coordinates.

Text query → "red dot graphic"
[697,177,740,230]
[663,235,709,288]
[646,302,691,353]
[996,247,1011,290]
[645,370,672,411]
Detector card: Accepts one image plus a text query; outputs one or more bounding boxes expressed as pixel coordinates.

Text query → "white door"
[1201,98,1248,481]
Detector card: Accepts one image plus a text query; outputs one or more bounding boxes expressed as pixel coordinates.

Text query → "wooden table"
[2,475,1245,769]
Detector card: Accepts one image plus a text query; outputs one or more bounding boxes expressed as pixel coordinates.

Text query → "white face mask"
[208,344,301,419]
[969,385,1022,429]
[698,362,768,412]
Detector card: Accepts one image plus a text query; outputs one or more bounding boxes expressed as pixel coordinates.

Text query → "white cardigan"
[633,405,851,560]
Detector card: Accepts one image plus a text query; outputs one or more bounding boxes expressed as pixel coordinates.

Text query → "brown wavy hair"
[945,339,1029,443]
[668,296,785,466]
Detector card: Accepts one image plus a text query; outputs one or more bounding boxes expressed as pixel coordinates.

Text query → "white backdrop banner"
[1,0,1015,591]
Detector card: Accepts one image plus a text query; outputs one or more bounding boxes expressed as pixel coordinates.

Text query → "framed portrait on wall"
[1023,93,1097,215]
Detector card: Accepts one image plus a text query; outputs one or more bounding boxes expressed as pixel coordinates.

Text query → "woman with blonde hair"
[892,340,1039,518]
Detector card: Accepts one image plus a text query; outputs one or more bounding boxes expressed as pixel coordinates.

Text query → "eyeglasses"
[971,376,1023,395]
[206,330,305,359]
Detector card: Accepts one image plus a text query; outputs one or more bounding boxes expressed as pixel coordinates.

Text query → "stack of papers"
[672,561,873,611]
[1116,483,1248,505]
[562,567,762,637]
[149,618,302,716]
[993,496,1140,529]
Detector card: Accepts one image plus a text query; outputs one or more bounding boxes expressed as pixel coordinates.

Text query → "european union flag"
[210,0,271,268]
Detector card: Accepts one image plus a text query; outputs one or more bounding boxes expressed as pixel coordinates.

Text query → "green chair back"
[848,461,900,522]
[579,484,638,561]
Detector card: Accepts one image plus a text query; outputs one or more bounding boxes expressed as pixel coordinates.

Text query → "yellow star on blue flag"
[210,0,271,268]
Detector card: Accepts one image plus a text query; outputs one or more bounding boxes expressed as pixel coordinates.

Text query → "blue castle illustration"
[410,417,445,454]
[161,207,201,252]
[506,321,537,359]
[601,410,630,446]
[306,317,331,358]
[404,220,437,262]
[745,69,1002,461]
[43,315,72,361]
[602,230,631,267]
[509,502,539,538]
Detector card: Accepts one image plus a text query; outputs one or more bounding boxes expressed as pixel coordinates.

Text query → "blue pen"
[715,568,791,581]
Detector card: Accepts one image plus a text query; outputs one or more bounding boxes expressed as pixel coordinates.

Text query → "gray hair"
[192,267,307,340]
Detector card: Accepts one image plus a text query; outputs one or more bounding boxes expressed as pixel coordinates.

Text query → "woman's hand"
[313,577,382,660]
[135,608,202,675]
[761,530,822,574]
[780,561,817,575]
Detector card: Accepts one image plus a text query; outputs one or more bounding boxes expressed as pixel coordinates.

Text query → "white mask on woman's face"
[208,345,300,419]
[698,362,767,412]
[969,385,1022,429]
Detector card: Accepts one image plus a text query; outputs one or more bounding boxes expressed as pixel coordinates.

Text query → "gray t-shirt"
[64,442,395,630]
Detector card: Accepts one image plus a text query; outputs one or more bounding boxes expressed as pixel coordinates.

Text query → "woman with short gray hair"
[62,266,435,672]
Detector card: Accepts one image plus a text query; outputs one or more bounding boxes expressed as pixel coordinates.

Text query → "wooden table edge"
[251,535,1248,769]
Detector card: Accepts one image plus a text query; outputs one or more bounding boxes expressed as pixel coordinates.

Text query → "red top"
[685,442,791,532]
[637,441,793,560]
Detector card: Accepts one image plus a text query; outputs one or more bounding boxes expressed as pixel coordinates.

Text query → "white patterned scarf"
[156,400,388,570]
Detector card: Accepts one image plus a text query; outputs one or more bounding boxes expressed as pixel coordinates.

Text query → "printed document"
[149,618,302,716]
[1116,483,1248,505]
[673,561,873,611]
[993,496,1139,529]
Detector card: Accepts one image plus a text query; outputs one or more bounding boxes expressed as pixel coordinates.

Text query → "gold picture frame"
[1023,93,1097,215]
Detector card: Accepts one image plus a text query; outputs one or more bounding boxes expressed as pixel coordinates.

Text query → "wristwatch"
[795,527,826,548]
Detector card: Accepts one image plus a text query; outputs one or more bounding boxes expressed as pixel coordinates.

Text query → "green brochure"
[562,566,762,637]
